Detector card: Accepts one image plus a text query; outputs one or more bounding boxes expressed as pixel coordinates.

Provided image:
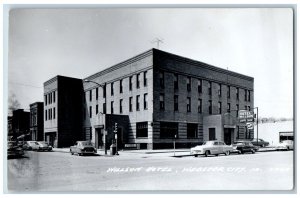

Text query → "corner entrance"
[224,128,234,145]
[95,128,104,149]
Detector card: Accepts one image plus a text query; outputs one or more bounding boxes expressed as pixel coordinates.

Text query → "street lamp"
[84,79,107,155]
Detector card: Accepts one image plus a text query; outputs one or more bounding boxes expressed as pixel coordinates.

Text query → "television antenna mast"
[151,38,164,49]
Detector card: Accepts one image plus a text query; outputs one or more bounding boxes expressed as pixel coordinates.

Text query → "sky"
[6,7,294,118]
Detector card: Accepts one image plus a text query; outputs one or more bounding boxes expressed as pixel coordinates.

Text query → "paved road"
[6,150,294,192]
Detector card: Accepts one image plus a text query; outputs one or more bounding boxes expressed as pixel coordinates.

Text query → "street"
[7,150,294,192]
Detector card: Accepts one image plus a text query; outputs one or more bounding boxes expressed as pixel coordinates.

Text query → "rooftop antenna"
[151,38,164,49]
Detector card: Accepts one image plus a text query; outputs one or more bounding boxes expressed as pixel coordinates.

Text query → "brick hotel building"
[44,49,254,149]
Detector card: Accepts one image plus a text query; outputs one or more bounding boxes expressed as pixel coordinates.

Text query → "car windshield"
[80,142,93,146]
[202,141,213,146]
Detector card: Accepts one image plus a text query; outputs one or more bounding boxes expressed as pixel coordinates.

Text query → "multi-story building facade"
[29,102,44,141]
[9,109,30,140]
[44,76,84,147]
[83,49,254,149]
[43,49,254,149]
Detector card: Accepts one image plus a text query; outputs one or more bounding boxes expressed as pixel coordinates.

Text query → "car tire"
[238,150,242,154]
[286,147,290,151]
[205,150,210,157]
[194,154,198,157]
[225,151,230,156]
[251,149,255,154]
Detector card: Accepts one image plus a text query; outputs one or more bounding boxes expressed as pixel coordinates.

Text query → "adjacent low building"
[44,49,254,149]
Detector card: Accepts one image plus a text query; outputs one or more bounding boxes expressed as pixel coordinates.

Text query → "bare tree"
[8,93,21,116]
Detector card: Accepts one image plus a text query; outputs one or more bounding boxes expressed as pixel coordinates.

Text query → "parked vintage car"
[190,140,233,157]
[251,138,269,147]
[232,141,257,154]
[23,141,40,151]
[8,141,24,158]
[276,140,294,151]
[36,141,53,151]
[70,141,97,156]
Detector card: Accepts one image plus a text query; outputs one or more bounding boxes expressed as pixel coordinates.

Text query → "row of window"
[159,71,251,102]
[136,122,198,138]
[87,94,148,118]
[88,71,148,101]
[159,94,251,115]
[45,108,55,121]
[44,91,56,106]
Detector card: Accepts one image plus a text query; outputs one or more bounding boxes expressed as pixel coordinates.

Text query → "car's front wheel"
[251,149,255,154]
[225,151,230,156]
[205,150,210,157]
[194,154,198,157]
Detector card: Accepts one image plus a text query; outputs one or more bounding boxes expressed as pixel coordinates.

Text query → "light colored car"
[36,141,53,151]
[276,140,294,151]
[23,141,40,151]
[191,140,233,157]
[70,141,97,156]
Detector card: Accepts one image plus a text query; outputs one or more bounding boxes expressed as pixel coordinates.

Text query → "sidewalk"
[52,146,279,157]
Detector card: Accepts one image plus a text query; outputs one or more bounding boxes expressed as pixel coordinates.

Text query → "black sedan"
[233,141,257,154]
[251,138,269,147]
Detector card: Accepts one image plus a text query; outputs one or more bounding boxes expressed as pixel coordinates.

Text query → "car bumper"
[191,150,205,155]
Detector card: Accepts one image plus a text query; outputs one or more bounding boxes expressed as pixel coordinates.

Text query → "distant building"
[44,76,84,147]
[7,116,13,139]
[10,109,30,140]
[44,49,254,149]
[30,102,44,141]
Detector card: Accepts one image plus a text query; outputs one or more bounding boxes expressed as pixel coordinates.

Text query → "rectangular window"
[53,91,55,103]
[103,103,106,114]
[248,90,251,101]
[227,86,230,98]
[236,104,239,117]
[129,76,133,91]
[218,102,222,114]
[236,88,239,100]
[103,84,106,98]
[159,70,164,88]
[89,106,92,118]
[218,84,222,96]
[96,104,99,115]
[187,77,191,91]
[129,97,133,112]
[160,94,165,110]
[53,107,55,119]
[111,101,114,114]
[227,103,231,113]
[96,88,98,100]
[248,106,251,111]
[198,79,202,93]
[49,93,52,104]
[209,100,212,114]
[120,99,123,114]
[244,89,247,101]
[45,110,47,121]
[160,122,178,138]
[208,82,212,95]
[187,97,191,112]
[111,82,114,96]
[45,95,47,106]
[187,123,198,138]
[136,122,148,138]
[48,109,51,120]
[198,99,202,113]
[144,93,148,110]
[136,95,140,111]
[174,95,178,111]
[144,71,147,87]
[120,79,123,93]
[209,128,216,140]
[245,105,248,110]
[136,73,140,89]
[89,90,92,102]
[174,74,178,90]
